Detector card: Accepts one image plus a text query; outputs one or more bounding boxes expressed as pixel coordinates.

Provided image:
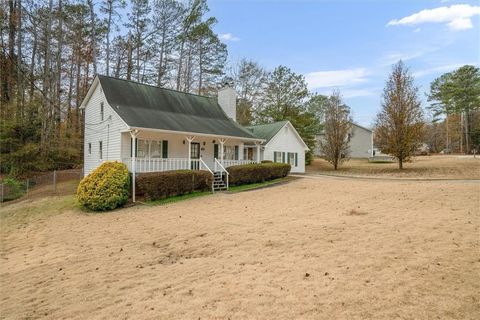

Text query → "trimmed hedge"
[136,170,213,201]
[228,163,291,186]
[77,161,130,211]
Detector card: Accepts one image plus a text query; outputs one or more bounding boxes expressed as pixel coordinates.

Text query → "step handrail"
[199,157,214,193]
[214,158,229,190]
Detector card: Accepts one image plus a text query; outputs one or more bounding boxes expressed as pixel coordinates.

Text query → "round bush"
[77,161,130,211]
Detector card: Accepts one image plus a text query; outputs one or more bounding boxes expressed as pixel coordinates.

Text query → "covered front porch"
[121,129,262,174]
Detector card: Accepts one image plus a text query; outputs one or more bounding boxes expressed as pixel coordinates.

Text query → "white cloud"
[412,62,477,77]
[387,4,480,31]
[305,68,370,89]
[219,33,240,42]
[380,46,440,66]
[448,17,473,30]
[342,88,378,98]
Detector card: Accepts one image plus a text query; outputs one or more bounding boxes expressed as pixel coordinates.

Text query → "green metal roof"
[97,75,257,139]
[245,121,289,144]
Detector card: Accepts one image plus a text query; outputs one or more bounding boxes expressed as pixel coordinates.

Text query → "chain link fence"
[0,169,83,204]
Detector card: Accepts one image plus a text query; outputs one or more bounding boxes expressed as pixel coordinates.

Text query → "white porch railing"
[122,157,201,172]
[220,159,256,167]
[123,157,256,173]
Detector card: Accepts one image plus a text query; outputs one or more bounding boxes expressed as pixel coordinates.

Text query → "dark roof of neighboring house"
[96,75,257,139]
[245,121,289,144]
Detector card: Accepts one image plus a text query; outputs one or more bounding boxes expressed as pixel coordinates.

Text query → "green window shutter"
[214,144,219,159]
[130,138,132,157]
[162,140,168,158]
[273,152,277,162]
[282,152,285,163]
[295,153,298,167]
[234,146,239,160]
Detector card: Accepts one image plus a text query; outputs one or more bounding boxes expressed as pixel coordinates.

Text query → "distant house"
[246,121,309,173]
[315,122,373,158]
[80,75,309,185]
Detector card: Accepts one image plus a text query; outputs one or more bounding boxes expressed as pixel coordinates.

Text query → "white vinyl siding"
[263,122,307,173]
[83,82,128,176]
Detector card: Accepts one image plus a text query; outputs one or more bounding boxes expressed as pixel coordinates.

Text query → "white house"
[81,75,309,195]
[246,121,309,173]
[315,122,374,158]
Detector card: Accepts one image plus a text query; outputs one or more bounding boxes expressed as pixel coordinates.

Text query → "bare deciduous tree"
[318,91,352,170]
[374,61,424,169]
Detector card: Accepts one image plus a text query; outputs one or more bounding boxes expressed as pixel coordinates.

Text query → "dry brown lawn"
[1,176,479,319]
[307,155,480,179]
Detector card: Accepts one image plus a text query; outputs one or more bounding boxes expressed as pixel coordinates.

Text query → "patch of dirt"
[346,209,369,216]
[1,177,479,319]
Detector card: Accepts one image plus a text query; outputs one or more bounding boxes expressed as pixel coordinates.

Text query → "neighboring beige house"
[315,123,373,158]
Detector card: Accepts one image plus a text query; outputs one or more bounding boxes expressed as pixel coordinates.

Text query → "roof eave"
[126,126,265,142]
[79,75,100,109]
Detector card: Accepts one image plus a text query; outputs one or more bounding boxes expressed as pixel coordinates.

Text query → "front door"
[191,142,200,169]
[247,148,253,160]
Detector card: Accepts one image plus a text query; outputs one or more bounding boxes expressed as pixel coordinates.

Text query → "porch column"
[255,142,261,163]
[130,129,139,203]
[218,138,227,162]
[186,136,195,170]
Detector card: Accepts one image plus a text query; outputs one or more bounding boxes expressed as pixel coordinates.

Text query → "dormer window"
[100,102,104,121]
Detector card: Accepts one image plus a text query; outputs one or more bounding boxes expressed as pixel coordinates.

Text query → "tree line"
[1,0,325,176]
[2,0,477,176]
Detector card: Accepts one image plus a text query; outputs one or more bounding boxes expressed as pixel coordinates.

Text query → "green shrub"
[77,161,130,211]
[228,163,291,186]
[136,170,213,201]
[1,177,25,201]
[261,160,273,163]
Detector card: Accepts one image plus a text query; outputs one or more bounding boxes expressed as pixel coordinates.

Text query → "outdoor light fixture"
[203,142,206,146]
[183,140,185,144]
[212,140,216,144]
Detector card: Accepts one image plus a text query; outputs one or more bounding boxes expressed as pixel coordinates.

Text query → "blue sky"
[208,0,480,127]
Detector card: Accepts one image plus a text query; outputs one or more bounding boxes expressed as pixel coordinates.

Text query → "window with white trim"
[136,140,149,158]
[223,146,236,160]
[274,151,282,163]
[288,152,296,166]
[134,139,168,158]
[150,141,162,158]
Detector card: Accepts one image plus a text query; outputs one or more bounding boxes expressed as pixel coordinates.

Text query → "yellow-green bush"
[77,162,130,211]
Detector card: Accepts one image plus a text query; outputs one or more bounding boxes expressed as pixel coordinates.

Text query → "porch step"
[213,171,227,191]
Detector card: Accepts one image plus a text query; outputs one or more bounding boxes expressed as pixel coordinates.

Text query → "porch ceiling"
[122,127,264,142]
